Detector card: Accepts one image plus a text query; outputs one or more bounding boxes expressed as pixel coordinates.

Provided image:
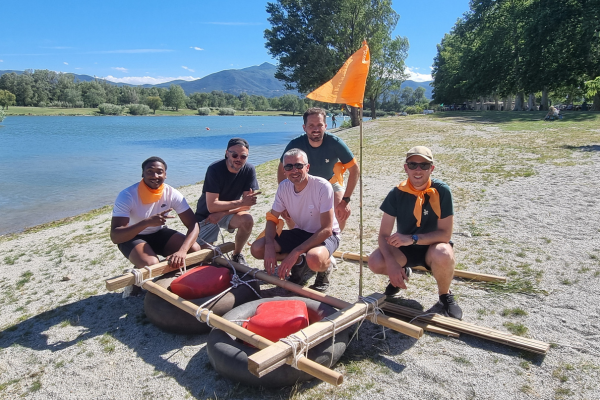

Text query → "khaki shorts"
[196,214,235,245]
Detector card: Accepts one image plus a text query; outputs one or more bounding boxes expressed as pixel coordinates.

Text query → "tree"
[278,94,299,113]
[164,85,187,111]
[0,90,17,109]
[265,0,407,126]
[146,96,163,114]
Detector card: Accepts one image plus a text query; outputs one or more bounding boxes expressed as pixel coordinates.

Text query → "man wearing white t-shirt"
[111,157,200,275]
[251,148,340,292]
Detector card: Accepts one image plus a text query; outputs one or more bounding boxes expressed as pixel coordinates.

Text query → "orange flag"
[306,41,370,107]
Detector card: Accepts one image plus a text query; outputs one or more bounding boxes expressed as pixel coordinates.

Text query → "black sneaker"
[309,264,332,292]
[288,254,310,285]
[232,253,249,266]
[383,266,411,297]
[427,293,463,320]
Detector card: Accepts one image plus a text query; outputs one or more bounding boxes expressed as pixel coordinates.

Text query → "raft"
[207,296,352,387]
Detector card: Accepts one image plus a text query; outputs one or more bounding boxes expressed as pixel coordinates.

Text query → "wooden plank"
[213,257,424,340]
[381,302,549,354]
[105,242,235,291]
[142,280,344,386]
[248,293,386,377]
[333,250,507,283]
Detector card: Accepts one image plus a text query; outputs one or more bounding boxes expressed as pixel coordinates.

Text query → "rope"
[323,317,337,368]
[122,266,154,298]
[348,296,387,343]
[280,330,310,369]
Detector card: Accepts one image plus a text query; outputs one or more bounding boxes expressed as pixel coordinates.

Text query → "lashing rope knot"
[280,330,310,369]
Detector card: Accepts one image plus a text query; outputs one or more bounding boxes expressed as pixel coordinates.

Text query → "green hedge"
[218,108,235,116]
[98,103,123,115]
[197,107,211,115]
[127,104,151,115]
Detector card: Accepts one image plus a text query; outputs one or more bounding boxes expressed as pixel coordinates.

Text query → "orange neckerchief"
[397,179,441,227]
[138,180,164,205]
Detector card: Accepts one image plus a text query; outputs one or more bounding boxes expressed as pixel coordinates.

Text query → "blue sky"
[0,0,470,85]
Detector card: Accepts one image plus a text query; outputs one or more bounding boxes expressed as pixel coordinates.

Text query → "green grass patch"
[16,271,33,289]
[503,322,528,336]
[501,307,528,317]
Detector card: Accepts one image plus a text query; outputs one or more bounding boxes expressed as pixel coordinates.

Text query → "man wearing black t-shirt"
[368,146,462,319]
[195,138,260,266]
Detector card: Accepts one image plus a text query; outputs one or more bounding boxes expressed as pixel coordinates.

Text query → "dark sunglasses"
[228,150,248,160]
[406,162,432,170]
[283,163,306,171]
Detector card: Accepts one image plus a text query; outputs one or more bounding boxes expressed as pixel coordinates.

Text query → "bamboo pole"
[382,302,549,354]
[333,250,507,283]
[359,107,364,298]
[213,257,423,339]
[141,280,344,385]
[105,243,235,291]
[248,293,386,377]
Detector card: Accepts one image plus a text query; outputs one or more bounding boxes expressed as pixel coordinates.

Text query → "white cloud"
[64,62,69,65]
[190,46,204,51]
[103,75,200,85]
[75,67,81,70]
[112,67,128,73]
[405,67,432,82]
[182,66,195,72]
[0,60,3,62]
[88,49,173,54]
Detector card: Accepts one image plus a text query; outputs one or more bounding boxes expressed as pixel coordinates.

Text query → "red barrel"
[243,300,309,342]
[170,265,232,299]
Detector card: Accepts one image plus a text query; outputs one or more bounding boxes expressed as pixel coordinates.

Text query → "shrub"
[74,101,85,108]
[0,109,6,123]
[197,107,211,116]
[98,103,123,115]
[38,102,47,108]
[404,106,424,115]
[375,110,386,117]
[127,104,151,115]
[218,108,235,116]
[340,120,352,128]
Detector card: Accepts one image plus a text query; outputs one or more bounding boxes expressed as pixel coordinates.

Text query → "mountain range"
[0,63,433,99]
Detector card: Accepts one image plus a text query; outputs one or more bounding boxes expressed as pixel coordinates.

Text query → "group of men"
[110,107,462,319]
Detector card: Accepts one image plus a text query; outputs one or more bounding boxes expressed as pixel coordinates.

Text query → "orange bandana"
[138,180,164,205]
[397,179,441,227]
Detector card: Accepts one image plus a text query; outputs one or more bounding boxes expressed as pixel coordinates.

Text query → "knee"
[239,213,254,230]
[429,243,455,267]
[250,241,264,259]
[189,242,201,252]
[306,251,328,272]
[368,251,386,274]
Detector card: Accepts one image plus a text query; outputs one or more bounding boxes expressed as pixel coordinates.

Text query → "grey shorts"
[331,182,344,193]
[197,214,235,245]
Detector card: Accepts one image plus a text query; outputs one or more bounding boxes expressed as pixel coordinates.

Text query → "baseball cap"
[406,146,434,163]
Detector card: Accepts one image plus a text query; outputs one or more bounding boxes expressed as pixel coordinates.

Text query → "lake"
[0,115,309,235]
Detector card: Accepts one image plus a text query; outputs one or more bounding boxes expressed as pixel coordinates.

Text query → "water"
[0,115,305,235]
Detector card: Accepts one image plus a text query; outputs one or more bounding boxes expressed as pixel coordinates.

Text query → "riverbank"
[1,112,599,399]
[2,106,304,117]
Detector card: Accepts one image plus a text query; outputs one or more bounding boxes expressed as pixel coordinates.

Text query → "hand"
[166,249,187,270]
[281,210,295,229]
[386,232,411,247]
[335,200,351,222]
[206,211,225,225]
[147,208,175,227]
[388,260,408,290]
[278,250,301,280]
[240,188,260,207]
[263,243,278,275]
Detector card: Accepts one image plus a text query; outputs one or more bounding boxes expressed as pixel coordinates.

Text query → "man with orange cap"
[110,156,200,278]
[367,146,462,319]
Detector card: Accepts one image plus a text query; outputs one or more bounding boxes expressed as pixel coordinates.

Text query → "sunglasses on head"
[228,150,248,160]
[406,162,432,170]
[283,163,306,171]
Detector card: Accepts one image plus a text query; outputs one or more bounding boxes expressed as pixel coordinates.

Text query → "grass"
[501,307,528,317]
[503,322,528,336]
[16,271,33,289]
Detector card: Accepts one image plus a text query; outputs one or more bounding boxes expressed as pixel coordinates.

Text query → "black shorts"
[399,241,454,270]
[275,228,340,257]
[117,228,179,259]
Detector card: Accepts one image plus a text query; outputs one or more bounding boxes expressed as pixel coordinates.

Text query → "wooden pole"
[248,293,386,377]
[359,107,364,298]
[105,243,235,291]
[333,250,507,283]
[382,302,549,354]
[213,257,423,339]
[141,280,344,385]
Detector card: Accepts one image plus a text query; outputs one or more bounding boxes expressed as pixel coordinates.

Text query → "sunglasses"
[406,162,432,170]
[228,150,248,160]
[283,163,307,171]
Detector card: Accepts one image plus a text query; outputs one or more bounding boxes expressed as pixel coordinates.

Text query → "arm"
[263,209,282,274]
[277,209,334,279]
[165,208,200,269]
[386,215,454,247]
[110,209,175,244]
[377,213,408,289]
[335,163,360,220]
[277,162,286,184]
[206,189,258,214]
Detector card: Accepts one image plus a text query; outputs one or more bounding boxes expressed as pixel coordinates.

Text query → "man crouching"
[251,149,340,292]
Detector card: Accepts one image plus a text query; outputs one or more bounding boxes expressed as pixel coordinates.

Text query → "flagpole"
[358,106,364,298]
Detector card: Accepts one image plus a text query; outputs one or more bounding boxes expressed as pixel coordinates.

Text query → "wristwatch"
[411,234,419,245]
[342,197,351,203]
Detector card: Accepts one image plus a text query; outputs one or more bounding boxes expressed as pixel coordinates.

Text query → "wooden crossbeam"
[213,257,423,339]
[333,250,507,283]
[381,301,549,354]
[105,243,235,291]
[136,280,344,385]
[248,293,386,377]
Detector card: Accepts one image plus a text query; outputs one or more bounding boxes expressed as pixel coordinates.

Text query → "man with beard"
[278,107,359,231]
[195,138,260,266]
[252,148,340,292]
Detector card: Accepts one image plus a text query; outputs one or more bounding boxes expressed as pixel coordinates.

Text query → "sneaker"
[232,253,249,266]
[309,261,333,292]
[427,293,463,320]
[288,254,310,285]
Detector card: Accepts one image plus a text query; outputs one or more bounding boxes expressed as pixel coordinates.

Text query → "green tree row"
[432,0,600,111]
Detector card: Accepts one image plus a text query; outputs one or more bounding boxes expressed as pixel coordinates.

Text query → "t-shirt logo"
[325,159,329,163]
[423,209,429,215]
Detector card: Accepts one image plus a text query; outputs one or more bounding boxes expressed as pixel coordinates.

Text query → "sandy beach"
[1,113,599,399]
